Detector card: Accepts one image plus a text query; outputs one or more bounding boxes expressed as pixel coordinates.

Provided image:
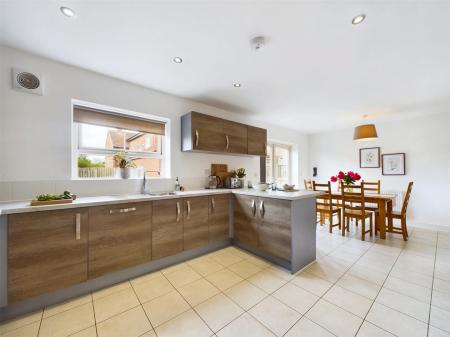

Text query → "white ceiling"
[1,0,450,133]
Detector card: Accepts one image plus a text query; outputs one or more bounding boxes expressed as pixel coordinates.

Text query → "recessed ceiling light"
[173,57,183,63]
[60,6,75,18]
[352,14,366,25]
[233,83,241,88]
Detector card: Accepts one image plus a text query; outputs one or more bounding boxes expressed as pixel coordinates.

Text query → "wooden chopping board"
[211,164,228,188]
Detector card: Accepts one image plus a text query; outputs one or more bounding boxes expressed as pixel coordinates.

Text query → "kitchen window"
[266,143,291,185]
[72,104,168,179]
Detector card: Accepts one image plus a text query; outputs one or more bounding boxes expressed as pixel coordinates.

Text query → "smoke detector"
[12,68,43,95]
[250,36,266,51]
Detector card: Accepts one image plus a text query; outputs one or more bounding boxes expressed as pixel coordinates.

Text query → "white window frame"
[71,99,171,180]
[266,141,292,184]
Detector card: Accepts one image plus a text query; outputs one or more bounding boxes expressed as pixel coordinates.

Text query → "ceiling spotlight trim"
[352,14,366,25]
[60,6,75,18]
[233,83,242,88]
[173,57,183,63]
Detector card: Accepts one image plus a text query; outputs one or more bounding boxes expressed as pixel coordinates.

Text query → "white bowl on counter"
[253,183,269,191]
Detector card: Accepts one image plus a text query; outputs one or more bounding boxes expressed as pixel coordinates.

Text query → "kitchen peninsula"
[0,188,320,321]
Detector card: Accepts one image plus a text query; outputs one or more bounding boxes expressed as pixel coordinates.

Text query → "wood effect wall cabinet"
[223,120,248,154]
[183,196,210,250]
[152,199,183,260]
[257,198,291,261]
[7,209,89,304]
[88,202,152,279]
[209,194,230,242]
[247,126,267,156]
[233,194,259,247]
[181,111,225,152]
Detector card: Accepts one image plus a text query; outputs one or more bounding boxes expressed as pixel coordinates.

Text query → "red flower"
[354,173,361,181]
[337,171,344,179]
[330,176,337,182]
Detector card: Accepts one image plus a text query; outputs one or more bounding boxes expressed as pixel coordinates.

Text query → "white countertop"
[0,189,321,215]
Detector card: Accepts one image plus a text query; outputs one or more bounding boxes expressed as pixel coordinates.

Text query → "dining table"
[322,192,397,239]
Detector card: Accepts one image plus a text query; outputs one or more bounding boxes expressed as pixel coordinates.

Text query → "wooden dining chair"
[362,180,381,211]
[304,179,313,190]
[313,181,341,233]
[375,182,413,241]
[341,181,373,240]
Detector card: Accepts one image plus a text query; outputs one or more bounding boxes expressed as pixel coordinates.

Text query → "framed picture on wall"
[382,153,406,175]
[359,147,380,168]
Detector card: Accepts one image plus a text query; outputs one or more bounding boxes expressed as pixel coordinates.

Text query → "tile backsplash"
[0,177,210,202]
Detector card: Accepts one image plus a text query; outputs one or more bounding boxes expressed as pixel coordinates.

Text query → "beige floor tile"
[178,278,220,306]
[206,269,244,291]
[429,326,450,337]
[189,257,225,276]
[244,255,272,268]
[285,317,335,337]
[249,296,301,336]
[384,276,431,303]
[291,272,333,297]
[431,305,450,333]
[70,326,97,337]
[92,281,131,301]
[337,274,381,300]
[39,302,95,337]
[247,270,286,293]
[356,321,395,337]
[266,266,295,281]
[96,306,152,337]
[211,251,243,267]
[0,310,42,334]
[93,287,140,323]
[433,290,450,312]
[390,266,433,289]
[435,278,450,295]
[347,265,389,286]
[44,295,92,318]
[225,247,253,259]
[155,309,213,337]
[160,262,189,275]
[272,282,319,314]
[216,312,275,337]
[132,273,174,303]
[376,288,429,323]
[142,290,190,327]
[1,322,40,337]
[366,302,428,337]
[195,293,244,332]
[164,266,202,288]
[227,260,263,278]
[223,280,268,310]
[130,271,163,287]
[306,299,363,337]
[324,285,373,318]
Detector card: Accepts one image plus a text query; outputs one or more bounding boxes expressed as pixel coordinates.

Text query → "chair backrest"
[340,181,368,216]
[313,181,332,212]
[401,182,414,215]
[304,179,313,190]
[362,180,381,194]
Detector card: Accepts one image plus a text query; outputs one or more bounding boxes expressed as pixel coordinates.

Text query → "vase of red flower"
[330,171,361,191]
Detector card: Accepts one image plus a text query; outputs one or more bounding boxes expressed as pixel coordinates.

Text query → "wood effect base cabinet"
[7,209,89,304]
[209,194,230,242]
[88,202,152,278]
[183,196,210,250]
[152,199,183,260]
[233,195,292,261]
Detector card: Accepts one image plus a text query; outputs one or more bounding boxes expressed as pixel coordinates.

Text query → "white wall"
[0,46,309,200]
[309,112,450,228]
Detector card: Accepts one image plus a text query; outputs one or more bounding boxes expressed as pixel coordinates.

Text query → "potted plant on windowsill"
[114,152,136,179]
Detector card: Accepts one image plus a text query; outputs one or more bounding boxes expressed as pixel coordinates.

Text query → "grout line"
[426,231,439,337]
[90,295,99,337]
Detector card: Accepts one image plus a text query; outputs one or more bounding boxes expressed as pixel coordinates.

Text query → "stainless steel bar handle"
[211,197,215,211]
[176,201,181,222]
[251,200,256,217]
[259,200,265,218]
[186,200,191,219]
[75,213,81,240]
[195,129,199,147]
[264,142,267,155]
[226,135,230,150]
[109,207,137,214]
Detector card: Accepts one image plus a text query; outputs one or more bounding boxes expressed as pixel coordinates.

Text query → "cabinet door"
[152,199,183,259]
[8,209,88,303]
[223,120,248,154]
[88,202,152,278]
[233,194,258,247]
[183,196,209,250]
[258,198,292,261]
[191,112,225,152]
[209,194,229,242]
[247,126,267,156]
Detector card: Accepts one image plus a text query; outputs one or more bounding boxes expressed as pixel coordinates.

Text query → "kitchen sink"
[145,191,177,196]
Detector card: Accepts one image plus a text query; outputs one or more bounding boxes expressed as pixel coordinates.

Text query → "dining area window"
[266,143,292,185]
